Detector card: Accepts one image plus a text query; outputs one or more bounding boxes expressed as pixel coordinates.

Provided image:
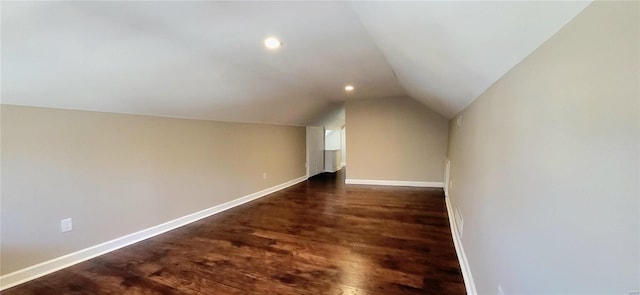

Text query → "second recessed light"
[264,37,282,49]
[345,85,355,92]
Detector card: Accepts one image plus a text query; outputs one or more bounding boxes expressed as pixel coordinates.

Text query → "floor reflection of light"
[336,246,370,292]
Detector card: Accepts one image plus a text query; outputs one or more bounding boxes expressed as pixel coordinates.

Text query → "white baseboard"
[324,166,344,173]
[0,176,307,291]
[345,179,443,188]
[445,196,477,295]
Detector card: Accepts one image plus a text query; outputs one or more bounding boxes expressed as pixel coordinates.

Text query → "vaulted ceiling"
[1,1,590,125]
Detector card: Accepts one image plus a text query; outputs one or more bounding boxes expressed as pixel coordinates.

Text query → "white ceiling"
[351,1,591,117]
[1,1,590,125]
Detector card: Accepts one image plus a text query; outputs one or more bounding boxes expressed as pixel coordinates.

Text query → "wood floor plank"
[2,169,465,294]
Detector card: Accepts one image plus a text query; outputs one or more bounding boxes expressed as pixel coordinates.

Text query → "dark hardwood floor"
[2,169,465,294]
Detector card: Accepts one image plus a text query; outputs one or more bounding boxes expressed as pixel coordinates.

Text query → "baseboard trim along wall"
[445,196,477,295]
[0,175,308,291]
[345,179,443,188]
[324,165,344,173]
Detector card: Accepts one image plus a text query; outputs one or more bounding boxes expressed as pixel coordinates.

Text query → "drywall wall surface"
[346,96,448,182]
[325,129,341,150]
[0,105,306,274]
[447,1,639,294]
[310,103,345,130]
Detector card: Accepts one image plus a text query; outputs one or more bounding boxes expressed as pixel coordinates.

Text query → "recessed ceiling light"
[345,85,355,92]
[264,37,282,49]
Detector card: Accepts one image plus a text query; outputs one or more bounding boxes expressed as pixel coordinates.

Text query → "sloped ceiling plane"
[1,1,591,125]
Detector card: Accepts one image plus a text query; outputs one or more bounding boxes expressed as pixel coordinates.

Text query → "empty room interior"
[1,1,639,294]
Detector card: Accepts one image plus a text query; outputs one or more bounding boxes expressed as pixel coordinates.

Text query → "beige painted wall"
[447,2,639,294]
[345,96,448,182]
[0,105,306,275]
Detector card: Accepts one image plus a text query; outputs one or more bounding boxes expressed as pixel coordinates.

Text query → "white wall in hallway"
[325,129,341,150]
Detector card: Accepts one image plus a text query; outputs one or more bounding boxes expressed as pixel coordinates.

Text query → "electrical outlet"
[497,285,505,295]
[60,218,73,233]
[262,172,267,179]
[456,115,463,127]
